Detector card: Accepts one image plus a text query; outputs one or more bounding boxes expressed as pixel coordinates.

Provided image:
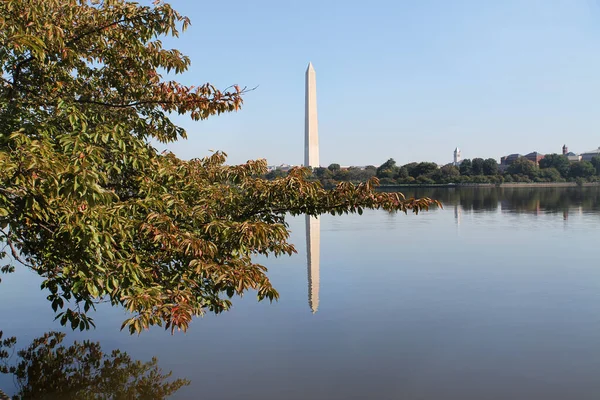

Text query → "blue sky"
[156,0,600,166]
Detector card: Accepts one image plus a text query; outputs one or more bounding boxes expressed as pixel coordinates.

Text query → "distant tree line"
[265,154,600,188]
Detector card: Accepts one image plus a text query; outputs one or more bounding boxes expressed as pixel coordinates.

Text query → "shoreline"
[376,182,600,189]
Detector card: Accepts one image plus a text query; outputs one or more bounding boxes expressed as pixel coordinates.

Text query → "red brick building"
[524,151,545,165]
[500,153,522,165]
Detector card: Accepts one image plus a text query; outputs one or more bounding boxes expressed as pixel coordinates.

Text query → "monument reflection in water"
[305,215,320,314]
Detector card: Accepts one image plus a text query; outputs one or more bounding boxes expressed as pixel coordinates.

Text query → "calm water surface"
[2,187,600,399]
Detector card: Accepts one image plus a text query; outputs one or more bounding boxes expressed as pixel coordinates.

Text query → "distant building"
[565,152,581,162]
[561,144,581,162]
[580,147,600,162]
[267,164,294,172]
[500,153,522,165]
[524,151,544,165]
[453,147,461,166]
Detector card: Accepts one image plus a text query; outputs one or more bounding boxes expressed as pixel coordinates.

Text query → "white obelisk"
[304,62,319,168]
[306,214,320,313]
[304,62,321,313]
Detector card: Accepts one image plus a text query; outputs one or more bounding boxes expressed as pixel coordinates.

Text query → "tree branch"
[236,202,351,221]
[65,12,154,47]
[72,93,245,109]
[0,230,33,269]
[7,55,33,100]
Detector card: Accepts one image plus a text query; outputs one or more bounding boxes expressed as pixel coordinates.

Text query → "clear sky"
[156,0,600,167]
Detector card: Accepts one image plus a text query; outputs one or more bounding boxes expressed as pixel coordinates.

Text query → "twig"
[0,230,33,269]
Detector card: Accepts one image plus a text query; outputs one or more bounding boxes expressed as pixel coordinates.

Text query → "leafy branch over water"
[0,0,438,333]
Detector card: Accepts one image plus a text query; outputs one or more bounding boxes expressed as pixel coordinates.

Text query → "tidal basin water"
[2,187,600,399]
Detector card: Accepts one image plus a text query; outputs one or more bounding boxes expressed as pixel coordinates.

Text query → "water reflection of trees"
[0,331,189,399]
[394,187,600,215]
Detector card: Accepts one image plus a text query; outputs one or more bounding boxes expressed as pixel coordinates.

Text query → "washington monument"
[304,62,319,168]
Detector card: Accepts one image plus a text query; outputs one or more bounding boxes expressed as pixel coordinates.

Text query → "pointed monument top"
[307,62,314,71]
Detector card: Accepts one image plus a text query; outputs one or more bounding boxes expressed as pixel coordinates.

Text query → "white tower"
[306,215,320,313]
[453,147,461,166]
[304,63,319,168]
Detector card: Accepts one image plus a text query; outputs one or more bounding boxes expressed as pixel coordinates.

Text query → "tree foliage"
[569,160,595,178]
[539,167,563,182]
[0,330,189,399]
[539,154,570,178]
[506,157,537,177]
[591,156,600,176]
[410,162,438,178]
[0,0,438,333]
[375,158,398,179]
[431,165,459,183]
[327,163,341,172]
[313,167,332,179]
[471,158,484,175]
[459,159,472,176]
[482,158,498,176]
